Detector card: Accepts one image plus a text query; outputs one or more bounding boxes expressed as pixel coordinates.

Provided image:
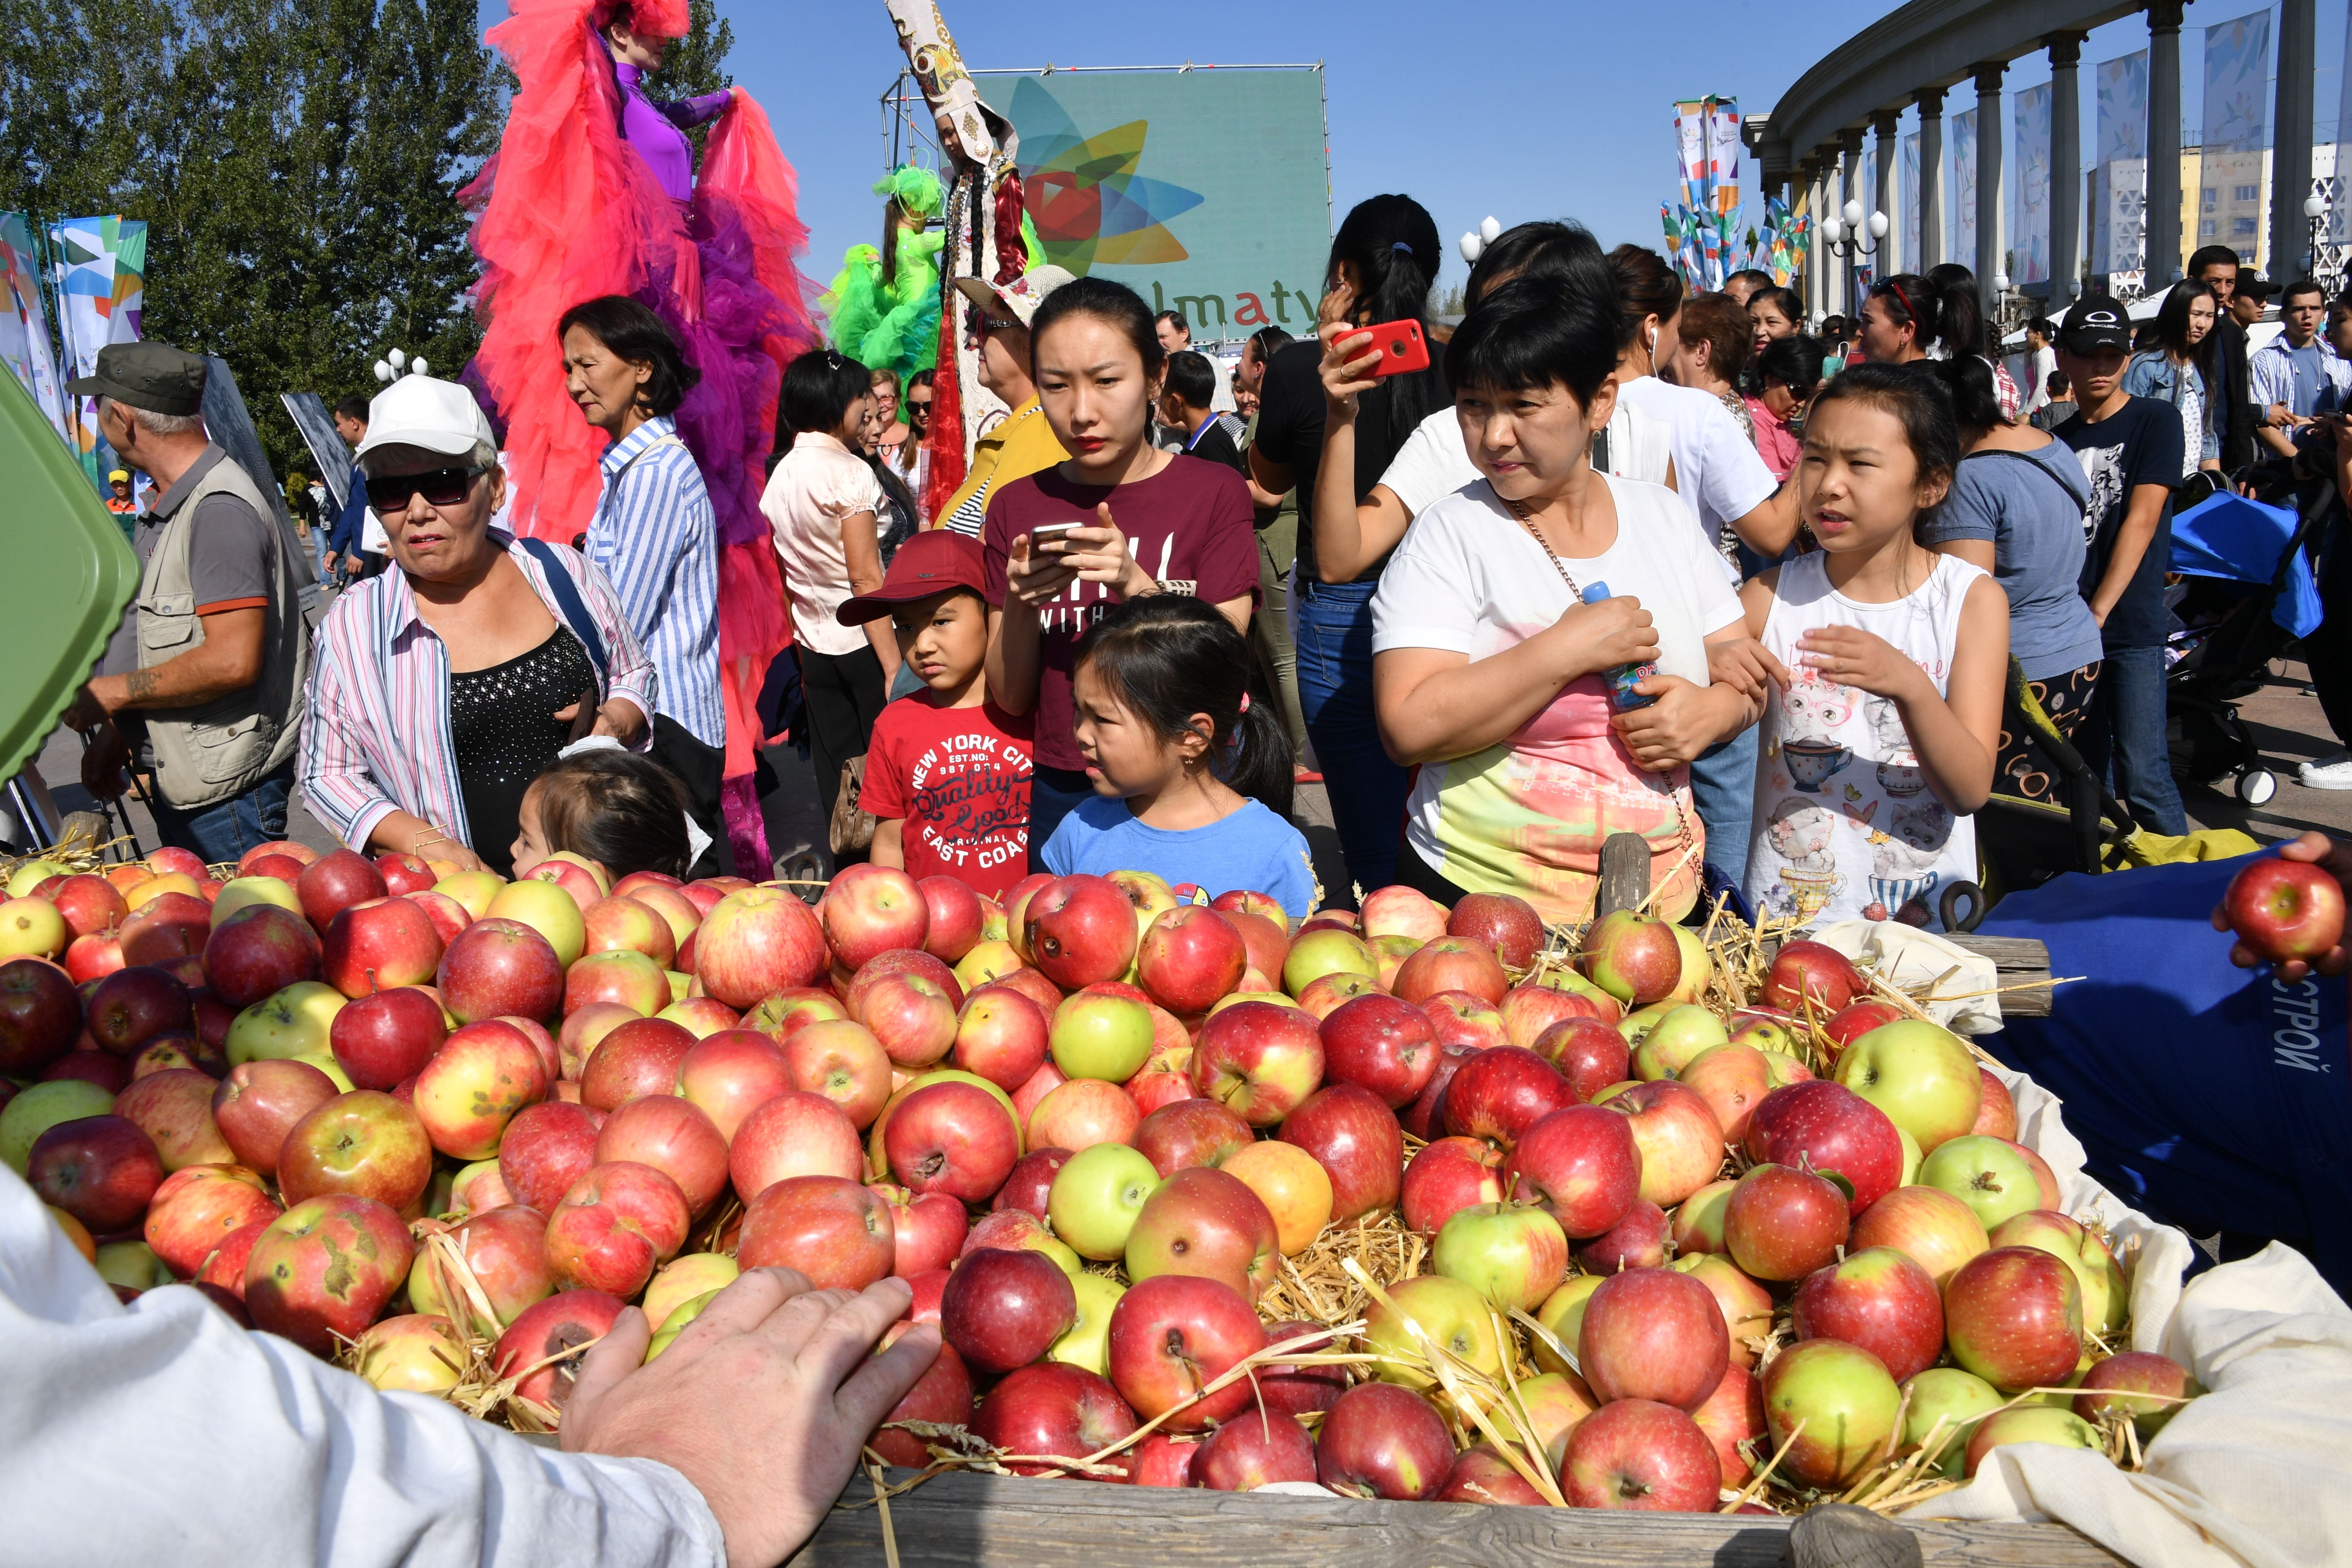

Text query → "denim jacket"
[2122,350,2220,465]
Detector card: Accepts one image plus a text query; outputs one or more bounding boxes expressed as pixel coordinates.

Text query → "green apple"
[1280,928,1377,998]
[1615,1000,1677,1047]
[486,878,587,968]
[226,980,349,1066]
[1762,1337,1903,1489]
[293,1051,357,1092]
[1364,1272,1510,1390]
[1048,1143,1162,1260]
[1963,1406,2102,1477]
[646,1288,724,1360]
[1899,1367,2004,1477]
[1631,1004,1728,1081]
[1530,1273,1603,1377]
[5,860,71,899]
[212,875,306,924]
[0,896,68,960]
[644,1253,741,1332]
[1918,1135,2044,1233]
[1898,1128,1922,1187]
[1048,992,1155,1083]
[0,1079,116,1173]
[1833,1019,1983,1153]
[1432,1202,1568,1312]
[95,1239,171,1293]
[1048,1271,1127,1375]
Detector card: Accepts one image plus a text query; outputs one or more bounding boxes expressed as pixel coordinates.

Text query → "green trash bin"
[0,367,141,786]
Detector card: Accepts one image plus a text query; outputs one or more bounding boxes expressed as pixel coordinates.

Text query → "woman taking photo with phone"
[984,276,1261,849]
[1250,194,1448,894]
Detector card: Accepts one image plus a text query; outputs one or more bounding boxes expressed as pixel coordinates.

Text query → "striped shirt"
[585,416,724,746]
[298,535,657,855]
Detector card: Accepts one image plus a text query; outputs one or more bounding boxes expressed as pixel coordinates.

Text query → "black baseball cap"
[65,341,208,416]
[2235,276,2278,302]
[2057,296,2132,355]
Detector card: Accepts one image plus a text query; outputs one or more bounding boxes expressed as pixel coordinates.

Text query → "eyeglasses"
[366,466,487,515]
[907,399,932,418]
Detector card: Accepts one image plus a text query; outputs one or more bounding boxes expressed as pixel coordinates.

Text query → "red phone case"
[1363,319,1430,377]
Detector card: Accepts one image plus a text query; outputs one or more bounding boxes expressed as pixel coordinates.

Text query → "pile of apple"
[0,849,2199,1512]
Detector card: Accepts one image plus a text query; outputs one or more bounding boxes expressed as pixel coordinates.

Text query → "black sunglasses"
[367,466,487,515]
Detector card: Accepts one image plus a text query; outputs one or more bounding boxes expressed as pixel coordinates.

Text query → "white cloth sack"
[1810,918,2005,1035]
[1904,1064,2352,1568]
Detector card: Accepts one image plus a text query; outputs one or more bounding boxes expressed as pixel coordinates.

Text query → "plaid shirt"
[298,534,656,853]
[585,416,724,747]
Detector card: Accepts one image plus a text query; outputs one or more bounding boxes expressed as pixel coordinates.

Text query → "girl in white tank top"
[1733,365,2012,930]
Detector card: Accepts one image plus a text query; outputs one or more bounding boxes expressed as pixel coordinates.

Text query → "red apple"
[1402,1135,1505,1236]
[1438,1446,1549,1505]
[2224,855,2348,963]
[544,1160,692,1295]
[1723,1163,1851,1281]
[867,1182,966,1277]
[1133,1097,1250,1177]
[823,866,931,971]
[243,1194,414,1356]
[144,1163,280,1278]
[1792,1246,1946,1383]
[864,1331,973,1467]
[1691,1362,1767,1486]
[436,917,563,1025]
[43,1048,128,1093]
[0,958,82,1075]
[1316,1381,1455,1500]
[1847,1184,1990,1288]
[210,1058,338,1177]
[953,986,1049,1091]
[1104,1272,1266,1430]
[407,1204,554,1331]
[1581,909,1684,1005]
[1393,934,1508,1007]
[1221,908,1291,991]
[1819,998,1907,1062]
[1577,1198,1671,1273]
[1745,1079,1906,1215]
[2074,1351,2200,1439]
[1193,1409,1317,1491]
[413,1019,548,1160]
[1189,1000,1323,1127]
[1604,1079,1726,1209]
[857,969,959,1070]
[731,1090,863,1195]
[1763,939,1867,1015]
[1025,1078,1139,1155]
[112,1066,234,1170]
[732,1171,893,1290]
[1423,990,1511,1051]
[1124,1165,1280,1302]
[1023,875,1138,990]
[580,895,677,969]
[319,896,443,999]
[1317,994,1437,1108]
[372,852,438,896]
[1500,982,1604,1052]
[777,1019,894,1128]
[580,1016,696,1111]
[993,1146,1072,1217]
[277,1090,433,1211]
[85,965,193,1057]
[970,1363,1138,1479]
[1502,1104,1642,1238]
[119,892,214,967]
[1562,1397,1723,1511]
[1135,905,1246,1015]
[1254,1318,1349,1417]
[495,1289,627,1413]
[596,1094,728,1216]
[1125,1432,1200,1489]
[1011,1060,1066,1131]
[496,1100,606,1214]
[29,1113,164,1230]
[63,928,127,985]
[327,986,447,1092]
[1448,891,1544,970]
[1276,1081,1403,1223]
[51,874,129,938]
[1399,1041,1473,1143]
[883,1079,1021,1200]
[904,875,983,964]
[295,849,388,932]
[941,1245,1076,1373]
[202,904,322,1009]
[1443,1045,1575,1150]
[657,996,738,1039]
[1674,1044,1773,1145]
[1972,1069,2019,1138]
[1942,1245,2085,1392]
[693,887,829,1008]
[673,1029,789,1142]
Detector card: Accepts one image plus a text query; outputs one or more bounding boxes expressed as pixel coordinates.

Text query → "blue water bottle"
[1580,581,1657,710]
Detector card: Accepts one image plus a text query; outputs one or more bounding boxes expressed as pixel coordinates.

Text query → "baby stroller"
[2162,482,2329,806]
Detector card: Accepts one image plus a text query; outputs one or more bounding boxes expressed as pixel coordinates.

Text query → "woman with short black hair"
[761,349,894,839]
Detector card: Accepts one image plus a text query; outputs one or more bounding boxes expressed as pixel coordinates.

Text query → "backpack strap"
[517,537,610,685]
[1959,447,2090,511]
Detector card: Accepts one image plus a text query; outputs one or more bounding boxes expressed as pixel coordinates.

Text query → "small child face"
[511,781,553,879]
[1799,398,1949,553]
[1071,659,1200,798]
[890,588,989,695]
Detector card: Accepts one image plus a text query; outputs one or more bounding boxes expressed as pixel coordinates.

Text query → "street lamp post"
[2305,188,2343,298]
[1820,198,1890,316]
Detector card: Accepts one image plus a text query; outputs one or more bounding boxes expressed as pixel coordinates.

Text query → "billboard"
[996,68,1329,341]
[2013,84,2052,284]
[2095,51,2149,272]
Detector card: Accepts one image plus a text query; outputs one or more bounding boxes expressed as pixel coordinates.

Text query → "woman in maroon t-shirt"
[983,277,1260,849]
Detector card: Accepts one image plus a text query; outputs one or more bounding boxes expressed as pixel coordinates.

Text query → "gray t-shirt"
[1918,438,2106,680]
[100,447,277,678]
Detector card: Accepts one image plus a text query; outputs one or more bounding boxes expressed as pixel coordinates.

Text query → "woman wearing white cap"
[299,375,657,875]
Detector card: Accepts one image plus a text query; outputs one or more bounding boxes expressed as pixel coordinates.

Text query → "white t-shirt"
[1369,474,1743,924]
[1614,374,1780,539]
[1377,403,1678,520]
[1743,550,1986,929]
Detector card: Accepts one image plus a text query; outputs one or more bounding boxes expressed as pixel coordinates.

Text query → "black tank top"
[448,627,597,876]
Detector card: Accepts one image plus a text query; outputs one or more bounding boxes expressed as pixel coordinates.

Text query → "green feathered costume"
[824,166,946,381]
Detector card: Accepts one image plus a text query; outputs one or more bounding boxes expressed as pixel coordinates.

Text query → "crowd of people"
[72,199,2352,940]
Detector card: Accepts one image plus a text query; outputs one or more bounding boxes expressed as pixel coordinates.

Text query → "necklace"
[1501,494,1582,598]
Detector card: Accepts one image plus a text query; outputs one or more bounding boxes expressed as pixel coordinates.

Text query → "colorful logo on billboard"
[1010,76,1204,274]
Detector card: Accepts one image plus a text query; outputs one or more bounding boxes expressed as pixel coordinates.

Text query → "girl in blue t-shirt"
[1039,596,1318,919]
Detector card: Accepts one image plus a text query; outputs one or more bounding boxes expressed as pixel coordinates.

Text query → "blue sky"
[481,1,2346,293]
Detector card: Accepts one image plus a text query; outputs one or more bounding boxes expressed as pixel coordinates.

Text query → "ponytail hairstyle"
[1073,596,1293,818]
[1929,352,2005,436]
[1327,193,1447,433]
[1807,361,1960,535]
[1922,262,1990,358]
[1606,243,1685,361]
[528,749,694,879]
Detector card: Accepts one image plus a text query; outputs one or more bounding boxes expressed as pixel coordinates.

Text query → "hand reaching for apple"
[2212,830,2351,981]
[561,1267,938,1568]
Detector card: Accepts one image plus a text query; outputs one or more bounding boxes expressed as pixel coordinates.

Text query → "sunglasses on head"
[366,466,486,515]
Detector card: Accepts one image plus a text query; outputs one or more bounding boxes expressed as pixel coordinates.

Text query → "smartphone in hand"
[1359,320,1431,378]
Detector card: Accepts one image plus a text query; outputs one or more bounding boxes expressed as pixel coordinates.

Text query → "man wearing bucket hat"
[63,340,311,861]
[932,264,1076,538]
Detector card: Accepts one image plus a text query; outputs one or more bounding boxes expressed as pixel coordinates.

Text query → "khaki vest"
[136,454,310,810]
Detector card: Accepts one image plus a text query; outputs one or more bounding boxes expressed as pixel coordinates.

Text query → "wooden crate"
[793,1469,2127,1566]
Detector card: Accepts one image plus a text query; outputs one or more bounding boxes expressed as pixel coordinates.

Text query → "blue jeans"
[1028,765,1097,868]
[1294,577,1412,895]
[148,766,294,865]
[2076,643,2186,836]
[1690,722,1759,882]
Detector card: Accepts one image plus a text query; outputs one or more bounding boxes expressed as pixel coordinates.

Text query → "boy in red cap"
[837,531,1034,897]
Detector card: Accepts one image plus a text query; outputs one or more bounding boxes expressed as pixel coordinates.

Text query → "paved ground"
[26,657,2349,890]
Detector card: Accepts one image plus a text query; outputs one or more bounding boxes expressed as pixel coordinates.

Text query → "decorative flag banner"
[0,213,65,444]
[2095,51,2149,273]
[49,215,134,489]
[2014,83,2052,285]
[1903,132,1921,274]
[1953,110,1979,267]
[2204,10,2271,154]
[1666,97,1756,288]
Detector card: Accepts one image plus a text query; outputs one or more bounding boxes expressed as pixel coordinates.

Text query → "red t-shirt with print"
[858,695,1036,899]
[982,455,1260,773]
